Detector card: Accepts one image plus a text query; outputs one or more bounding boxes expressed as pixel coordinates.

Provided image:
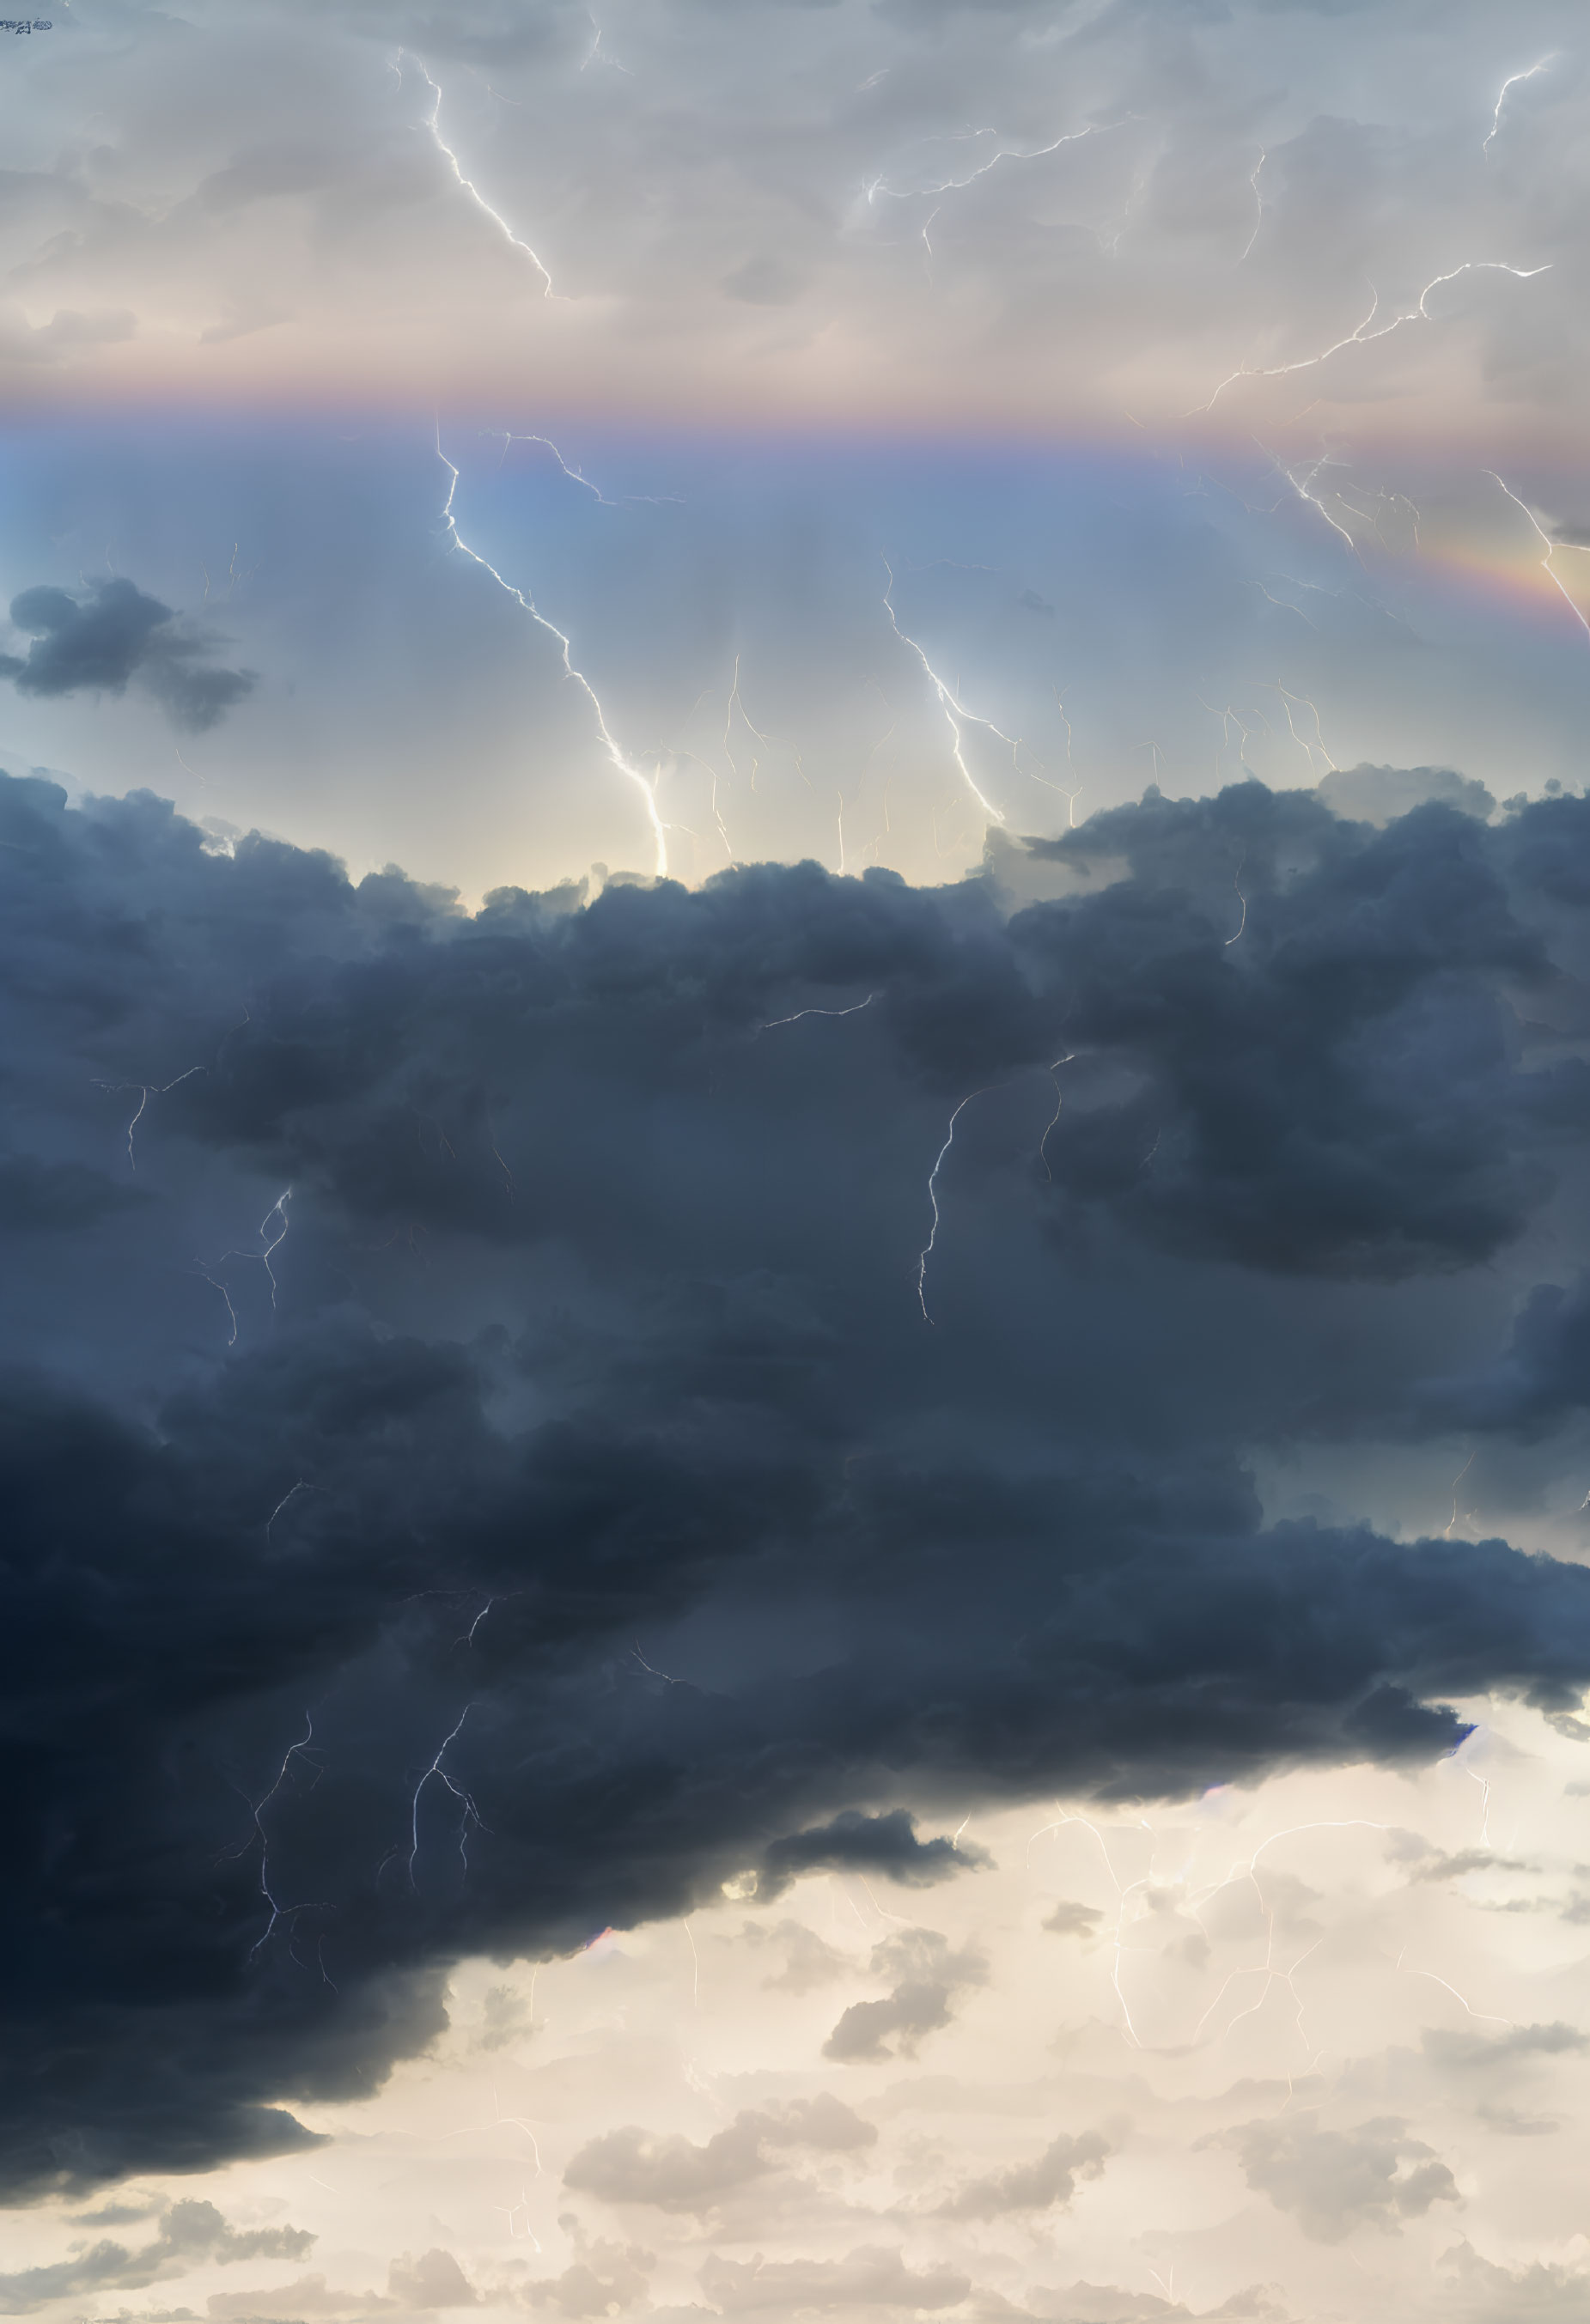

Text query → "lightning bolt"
[917,1092,986,1323]
[1237,149,1266,262]
[222,1714,332,1976]
[881,560,1008,829]
[401,52,556,296]
[1190,260,1551,415]
[1483,57,1557,156]
[436,434,669,875]
[759,994,877,1031]
[95,1062,209,1171]
[866,115,1133,206]
[1485,472,1590,647]
[408,1705,486,1889]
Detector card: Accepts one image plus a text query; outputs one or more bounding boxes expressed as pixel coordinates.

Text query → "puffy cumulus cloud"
[9,769,1590,2200]
[936,2128,1109,2218]
[0,580,255,732]
[0,2201,314,2315]
[824,1932,987,2064]
[1223,2114,1460,2243]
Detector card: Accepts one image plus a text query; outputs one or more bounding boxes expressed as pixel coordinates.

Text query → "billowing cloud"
[4,770,1590,2203]
[0,580,255,732]
[937,2129,1110,2218]
[823,1932,987,2064]
[757,1810,986,1901]
[565,2097,874,2215]
[1224,2115,1460,2243]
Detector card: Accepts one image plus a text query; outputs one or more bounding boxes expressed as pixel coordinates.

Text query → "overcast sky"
[4,5,1590,2321]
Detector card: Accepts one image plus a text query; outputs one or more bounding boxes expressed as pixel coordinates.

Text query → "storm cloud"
[4,768,1590,2200]
[0,580,255,733]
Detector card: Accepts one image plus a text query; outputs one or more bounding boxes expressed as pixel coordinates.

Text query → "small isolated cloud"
[698,2247,970,2314]
[938,2129,1109,2218]
[1224,2114,1459,2242]
[1042,1901,1102,1938]
[824,1931,986,2064]
[758,1810,989,1901]
[564,2097,875,2216]
[0,578,255,732]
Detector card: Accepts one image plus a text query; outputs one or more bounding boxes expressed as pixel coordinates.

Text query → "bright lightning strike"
[437,435,669,875]
[1483,56,1557,156]
[881,561,1008,828]
[1485,471,1590,647]
[401,52,556,296]
[1191,260,1551,414]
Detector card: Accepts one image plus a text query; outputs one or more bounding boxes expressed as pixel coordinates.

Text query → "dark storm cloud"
[758,1810,986,1899]
[6,770,1590,2199]
[0,580,255,733]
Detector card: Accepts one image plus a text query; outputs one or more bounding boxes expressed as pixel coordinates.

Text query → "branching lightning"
[881,560,1008,828]
[865,115,1132,206]
[1190,261,1551,414]
[222,1715,332,1977]
[96,1062,208,1171]
[1485,472,1590,647]
[408,1705,486,1889]
[437,435,669,874]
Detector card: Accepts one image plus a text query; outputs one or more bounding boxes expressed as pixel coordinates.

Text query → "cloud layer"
[3,766,1590,2197]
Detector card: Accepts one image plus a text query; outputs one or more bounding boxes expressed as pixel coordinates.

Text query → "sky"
[4,3,1590,2321]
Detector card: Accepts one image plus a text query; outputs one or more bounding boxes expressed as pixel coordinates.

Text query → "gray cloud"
[758,1810,988,1900]
[1225,2115,1460,2242]
[0,580,255,733]
[938,2128,1109,2218]
[4,772,1590,2198]
[697,2247,971,2314]
[0,2202,314,2315]
[565,2097,874,2214]
[386,2252,479,2310]
[824,1932,986,2064]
